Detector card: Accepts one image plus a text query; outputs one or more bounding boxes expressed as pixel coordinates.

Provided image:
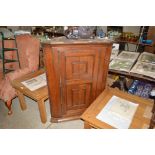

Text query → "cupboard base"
[50,115,82,123]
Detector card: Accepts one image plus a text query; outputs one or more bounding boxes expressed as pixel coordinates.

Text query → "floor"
[0,95,154,129]
[0,97,84,129]
[0,74,154,129]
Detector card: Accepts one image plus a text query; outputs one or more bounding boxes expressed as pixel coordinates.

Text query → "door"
[59,46,100,116]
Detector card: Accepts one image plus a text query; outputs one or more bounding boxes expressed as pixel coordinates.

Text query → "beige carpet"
[0,94,154,129]
[0,97,84,129]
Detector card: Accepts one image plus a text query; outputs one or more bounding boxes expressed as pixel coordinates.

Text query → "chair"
[0,34,40,114]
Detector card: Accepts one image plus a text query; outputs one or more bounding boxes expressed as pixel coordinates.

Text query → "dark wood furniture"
[81,88,153,129]
[11,69,49,123]
[42,37,112,122]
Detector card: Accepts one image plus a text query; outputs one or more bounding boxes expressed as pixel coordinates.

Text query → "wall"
[7,26,19,32]
[7,26,32,32]
[123,26,140,35]
[98,26,107,33]
[6,26,141,52]
[123,26,141,51]
[98,26,141,51]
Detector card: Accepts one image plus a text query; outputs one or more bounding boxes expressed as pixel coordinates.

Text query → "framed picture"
[130,62,155,78]
[109,58,134,72]
[117,51,140,62]
[138,52,155,63]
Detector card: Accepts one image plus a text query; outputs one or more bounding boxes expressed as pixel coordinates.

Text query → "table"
[109,69,155,128]
[11,69,49,123]
[81,88,153,129]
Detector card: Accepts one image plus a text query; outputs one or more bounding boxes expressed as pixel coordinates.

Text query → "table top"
[11,69,48,101]
[81,88,153,129]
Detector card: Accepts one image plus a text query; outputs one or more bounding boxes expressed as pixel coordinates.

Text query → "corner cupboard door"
[59,47,100,117]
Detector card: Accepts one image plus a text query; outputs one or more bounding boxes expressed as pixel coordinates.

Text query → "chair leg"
[5,100,13,115]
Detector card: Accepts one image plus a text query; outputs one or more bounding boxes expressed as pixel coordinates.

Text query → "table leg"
[149,112,155,129]
[16,90,27,110]
[5,100,13,115]
[37,99,47,123]
[152,100,155,113]
[84,122,92,129]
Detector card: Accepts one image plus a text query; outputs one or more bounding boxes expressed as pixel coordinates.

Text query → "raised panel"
[72,60,87,75]
[63,49,97,81]
[65,83,92,113]
[60,47,101,116]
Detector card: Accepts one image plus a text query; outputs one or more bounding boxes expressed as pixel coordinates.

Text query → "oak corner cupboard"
[42,37,112,122]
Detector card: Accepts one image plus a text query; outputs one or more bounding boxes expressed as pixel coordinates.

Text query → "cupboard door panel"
[66,55,94,80]
[63,83,92,115]
[61,48,99,81]
[59,48,100,116]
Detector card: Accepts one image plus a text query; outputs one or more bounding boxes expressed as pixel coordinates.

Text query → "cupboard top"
[42,36,113,46]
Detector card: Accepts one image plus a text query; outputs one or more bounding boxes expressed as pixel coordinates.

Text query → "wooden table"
[11,69,49,123]
[109,69,155,128]
[81,88,153,129]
